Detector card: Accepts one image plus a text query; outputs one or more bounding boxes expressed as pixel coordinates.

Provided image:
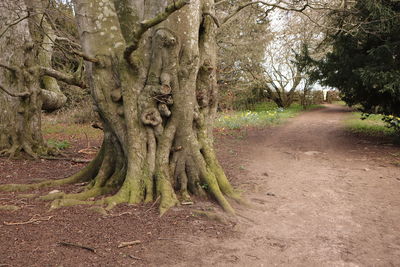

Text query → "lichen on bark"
[1,0,241,214]
[0,0,68,158]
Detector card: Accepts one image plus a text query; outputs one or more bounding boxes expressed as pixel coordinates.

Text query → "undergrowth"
[47,139,70,150]
[345,112,397,138]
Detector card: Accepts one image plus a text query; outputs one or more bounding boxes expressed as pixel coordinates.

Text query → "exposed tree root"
[0,145,104,192]
[0,139,242,215]
[192,210,230,224]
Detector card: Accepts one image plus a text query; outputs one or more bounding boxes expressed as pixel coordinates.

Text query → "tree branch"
[124,0,190,61]
[0,11,30,39]
[72,49,99,63]
[0,84,31,98]
[220,0,331,27]
[203,12,220,28]
[0,63,20,73]
[39,67,86,88]
[55,36,81,48]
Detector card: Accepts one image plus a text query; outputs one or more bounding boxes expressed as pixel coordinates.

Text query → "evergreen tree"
[303,0,400,115]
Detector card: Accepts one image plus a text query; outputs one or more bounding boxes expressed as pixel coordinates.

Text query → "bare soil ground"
[1,104,400,266]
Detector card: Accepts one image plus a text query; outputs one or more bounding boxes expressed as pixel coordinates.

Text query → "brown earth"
[1,104,400,266]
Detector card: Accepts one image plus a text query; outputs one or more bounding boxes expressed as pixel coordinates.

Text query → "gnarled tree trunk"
[39,0,240,214]
[0,0,67,158]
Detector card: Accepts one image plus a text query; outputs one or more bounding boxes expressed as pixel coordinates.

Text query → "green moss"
[16,194,37,199]
[50,198,92,209]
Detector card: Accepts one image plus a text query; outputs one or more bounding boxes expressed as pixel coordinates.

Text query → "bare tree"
[216,1,272,110]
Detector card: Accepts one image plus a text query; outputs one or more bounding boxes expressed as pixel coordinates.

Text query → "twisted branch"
[124,0,190,61]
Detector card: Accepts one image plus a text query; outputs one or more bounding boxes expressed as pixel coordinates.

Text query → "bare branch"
[203,12,220,28]
[220,0,311,26]
[0,84,30,98]
[0,63,20,73]
[38,67,86,88]
[0,11,30,39]
[55,36,81,48]
[72,49,99,63]
[124,0,190,61]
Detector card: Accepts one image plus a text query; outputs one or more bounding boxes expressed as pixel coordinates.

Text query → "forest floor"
[1,104,400,266]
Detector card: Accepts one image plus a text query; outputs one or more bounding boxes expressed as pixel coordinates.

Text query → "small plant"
[47,139,70,150]
[382,115,400,135]
[200,183,209,190]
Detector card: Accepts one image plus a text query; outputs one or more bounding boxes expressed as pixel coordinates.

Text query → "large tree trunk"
[0,0,67,158]
[40,0,239,214]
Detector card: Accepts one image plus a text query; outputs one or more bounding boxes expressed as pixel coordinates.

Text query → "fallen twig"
[108,211,132,217]
[91,122,103,130]
[78,147,98,155]
[58,242,96,253]
[245,254,260,260]
[145,196,160,213]
[40,156,91,163]
[3,215,54,226]
[157,237,194,244]
[118,240,141,248]
[128,255,143,260]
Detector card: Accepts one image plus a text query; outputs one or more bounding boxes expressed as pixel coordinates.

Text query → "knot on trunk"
[158,103,171,117]
[148,73,174,106]
[160,72,172,94]
[155,29,177,48]
[141,108,162,126]
[201,59,214,72]
[111,89,122,102]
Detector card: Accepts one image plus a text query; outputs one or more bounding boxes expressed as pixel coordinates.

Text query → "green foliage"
[345,112,397,137]
[200,183,209,190]
[382,115,400,134]
[47,139,70,150]
[299,0,400,117]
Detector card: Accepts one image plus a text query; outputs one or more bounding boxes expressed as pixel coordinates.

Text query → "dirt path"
[1,104,399,266]
[175,104,400,266]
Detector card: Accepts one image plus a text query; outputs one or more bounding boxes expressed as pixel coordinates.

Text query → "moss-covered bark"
[1,0,241,214]
[0,0,68,158]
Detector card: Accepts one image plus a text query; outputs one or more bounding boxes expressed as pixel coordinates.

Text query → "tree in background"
[301,0,400,116]
[216,1,272,110]
[0,0,83,158]
[215,0,335,110]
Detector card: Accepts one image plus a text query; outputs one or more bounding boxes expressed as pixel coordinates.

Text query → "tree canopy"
[301,0,400,116]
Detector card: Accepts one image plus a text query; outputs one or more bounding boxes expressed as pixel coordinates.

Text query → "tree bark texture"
[42,0,239,213]
[0,0,67,158]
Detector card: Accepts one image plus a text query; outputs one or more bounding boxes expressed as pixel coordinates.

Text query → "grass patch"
[345,112,397,137]
[42,113,103,141]
[42,121,102,140]
[215,102,323,130]
[47,139,70,150]
[333,100,346,106]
